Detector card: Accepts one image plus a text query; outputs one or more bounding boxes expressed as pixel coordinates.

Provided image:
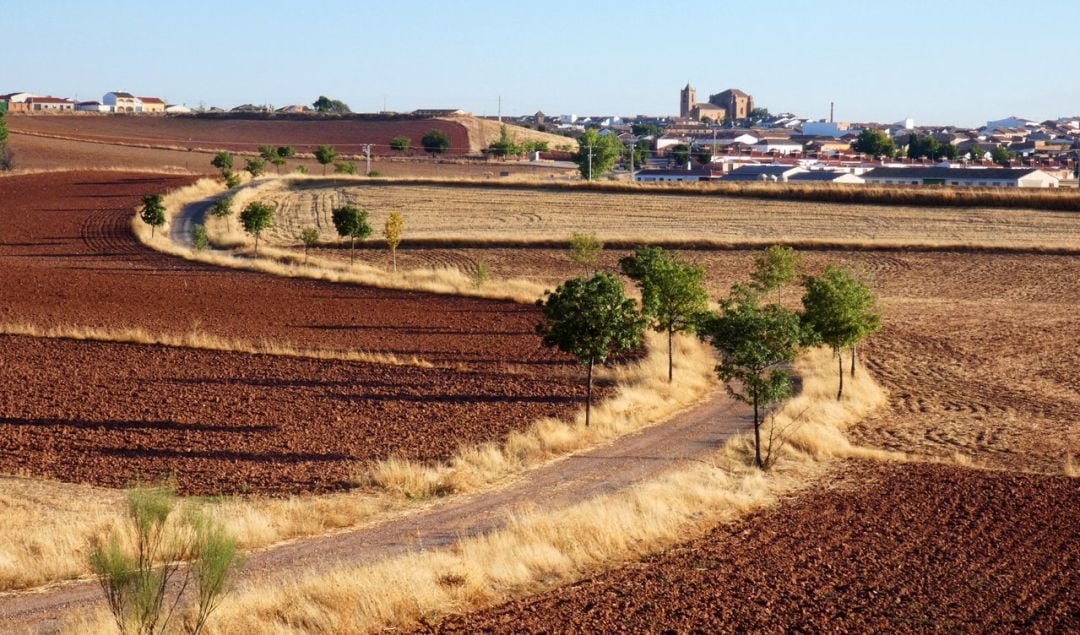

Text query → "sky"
[6,0,1078,127]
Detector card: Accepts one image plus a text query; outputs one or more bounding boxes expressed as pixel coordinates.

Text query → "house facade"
[27,97,75,111]
[862,167,1059,188]
[139,97,166,113]
[75,101,112,112]
[103,92,139,112]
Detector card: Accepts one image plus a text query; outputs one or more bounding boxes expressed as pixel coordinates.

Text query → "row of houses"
[634,163,1060,188]
[0,91,189,114]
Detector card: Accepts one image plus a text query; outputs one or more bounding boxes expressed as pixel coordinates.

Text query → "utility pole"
[587,144,593,181]
[497,96,502,123]
[362,144,372,176]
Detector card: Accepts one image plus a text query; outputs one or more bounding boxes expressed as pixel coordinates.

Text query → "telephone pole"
[587,144,593,181]
[362,144,372,176]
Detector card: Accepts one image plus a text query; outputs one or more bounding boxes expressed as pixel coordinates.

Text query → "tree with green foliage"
[536,273,647,427]
[89,484,241,635]
[669,143,691,166]
[470,260,491,289]
[314,145,338,175]
[277,145,296,160]
[488,125,521,158]
[801,266,882,400]
[631,122,664,137]
[422,129,451,158]
[208,197,234,232]
[619,246,709,382]
[751,245,801,304]
[748,107,772,124]
[139,194,166,238]
[0,110,10,170]
[334,161,358,175]
[390,136,411,153]
[223,171,242,189]
[312,95,351,114]
[569,232,603,274]
[240,201,275,254]
[968,145,985,163]
[629,138,651,170]
[300,227,319,265]
[991,144,1015,166]
[383,211,405,272]
[331,204,371,263]
[244,157,266,179]
[258,145,276,162]
[210,151,233,176]
[699,285,803,469]
[573,128,623,180]
[851,129,897,158]
[193,224,209,251]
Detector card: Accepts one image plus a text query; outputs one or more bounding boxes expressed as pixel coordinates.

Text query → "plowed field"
[428,461,1080,634]
[0,172,582,494]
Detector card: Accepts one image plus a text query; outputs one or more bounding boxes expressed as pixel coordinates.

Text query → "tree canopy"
[536,272,646,427]
[573,128,623,180]
[991,144,1015,166]
[421,129,451,156]
[312,96,351,114]
[619,246,709,382]
[383,211,405,272]
[389,136,411,153]
[569,232,603,274]
[240,202,275,254]
[210,151,233,173]
[669,143,691,166]
[139,194,166,238]
[244,157,266,179]
[314,145,338,174]
[852,129,896,158]
[751,245,801,303]
[331,204,372,262]
[631,122,664,137]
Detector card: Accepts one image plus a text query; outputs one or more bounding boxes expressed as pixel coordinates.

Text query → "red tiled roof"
[139,97,165,104]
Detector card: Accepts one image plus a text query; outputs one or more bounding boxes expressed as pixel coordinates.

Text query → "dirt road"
[0,389,746,632]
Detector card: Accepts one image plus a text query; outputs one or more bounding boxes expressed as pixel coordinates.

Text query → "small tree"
[300,227,319,265]
[801,266,882,400]
[240,202,275,254]
[258,145,276,162]
[699,285,803,469]
[312,95,351,113]
[208,197,234,232]
[488,125,521,158]
[390,136,411,153]
[422,129,451,159]
[334,161,358,175]
[619,247,709,382]
[244,157,266,179]
[383,211,405,272]
[210,151,233,176]
[537,272,647,427]
[851,129,896,158]
[223,171,242,189]
[991,144,1015,166]
[751,245,801,304]
[470,260,491,289]
[569,232,603,274]
[315,145,338,175]
[193,224,209,251]
[89,484,241,635]
[669,143,691,166]
[140,194,166,238]
[277,145,296,159]
[0,110,10,170]
[331,204,372,263]
[573,128,623,180]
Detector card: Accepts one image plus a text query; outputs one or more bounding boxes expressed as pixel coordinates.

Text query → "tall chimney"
[830,102,835,123]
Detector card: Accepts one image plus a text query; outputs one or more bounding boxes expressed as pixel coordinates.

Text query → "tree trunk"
[850,343,857,377]
[254,233,259,255]
[150,224,155,239]
[753,395,763,469]
[392,248,397,273]
[837,352,844,401]
[585,356,594,427]
[667,326,674,383]
[350,236,355,264]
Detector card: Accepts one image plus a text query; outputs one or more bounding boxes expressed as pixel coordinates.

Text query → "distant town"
[3,84,1078,188]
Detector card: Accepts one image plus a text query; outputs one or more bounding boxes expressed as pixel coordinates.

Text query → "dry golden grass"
[0,323,433,368]
[240,179,1080,252]
[447,115,578,153]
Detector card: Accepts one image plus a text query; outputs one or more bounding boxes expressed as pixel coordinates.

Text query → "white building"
[634,168,712,183]
[862,167,1059,188]
[752,139,804,155]
[103,91,140,113]
[802,121,858,138]
[788,171,865,184]
[75,101,112,112]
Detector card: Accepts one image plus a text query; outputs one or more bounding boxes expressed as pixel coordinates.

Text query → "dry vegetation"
[235,179,1080,251]
[446,115,577,153]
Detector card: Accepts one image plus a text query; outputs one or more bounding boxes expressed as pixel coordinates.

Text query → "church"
[679,83,754,123]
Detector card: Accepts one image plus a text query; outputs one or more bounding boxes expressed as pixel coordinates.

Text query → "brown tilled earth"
[427,461,1080,634]
[332,246,1080,474]
[0,172,585,494]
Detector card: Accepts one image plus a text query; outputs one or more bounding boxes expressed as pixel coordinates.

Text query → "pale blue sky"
[6,0,1077,126]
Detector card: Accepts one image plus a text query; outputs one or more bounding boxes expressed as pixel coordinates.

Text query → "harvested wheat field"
[0,171,592,495]
[426,461,1079,634]
[243,180,1080,250]
[318,245,1078,474]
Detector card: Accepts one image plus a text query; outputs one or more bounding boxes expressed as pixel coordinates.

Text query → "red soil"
[7,114,472,156]
[428,462,1080,633]
[0,171,582,494]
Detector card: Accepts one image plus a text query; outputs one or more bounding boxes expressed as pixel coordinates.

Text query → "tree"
[699,285,803,469]
[334,161,358,175]
[536,273,647,427]
[630,138,651,169]
[312,95,351,113]
[991,144,1015,166]
[669,143,691,166]
[140,194,166,239]
[210,151,233,175]
[569,232,603,274]
[258,145,277,162]
[619,247,709,382]
[240,201,275,254]
[89,484,241,635]
[969,145,985,163]
[244,157,266,179]
[851,129,896,158]
[193,224,209,251]
[631,122,664,137]
[300,227,319,265]
[208,197,234,232]
[276,145,296,160]
[314,145,338,175]
[748,107,772,124]
[573,128,623,180]
[223,171,242,189]
[390,136,411,153]
[751,245,801,304]
[331,204,371,263]
[0,110,10,170]
[421,129,451,158]
[383,211,405,272]
[801,266,882,400]
[488,125,521,158]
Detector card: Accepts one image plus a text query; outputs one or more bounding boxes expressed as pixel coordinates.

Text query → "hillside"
[447,115,578,153]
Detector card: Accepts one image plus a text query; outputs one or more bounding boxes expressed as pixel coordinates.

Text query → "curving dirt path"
[0,389,747,632]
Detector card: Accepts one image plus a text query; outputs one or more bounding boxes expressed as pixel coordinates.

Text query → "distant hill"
[449,115,579,153]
